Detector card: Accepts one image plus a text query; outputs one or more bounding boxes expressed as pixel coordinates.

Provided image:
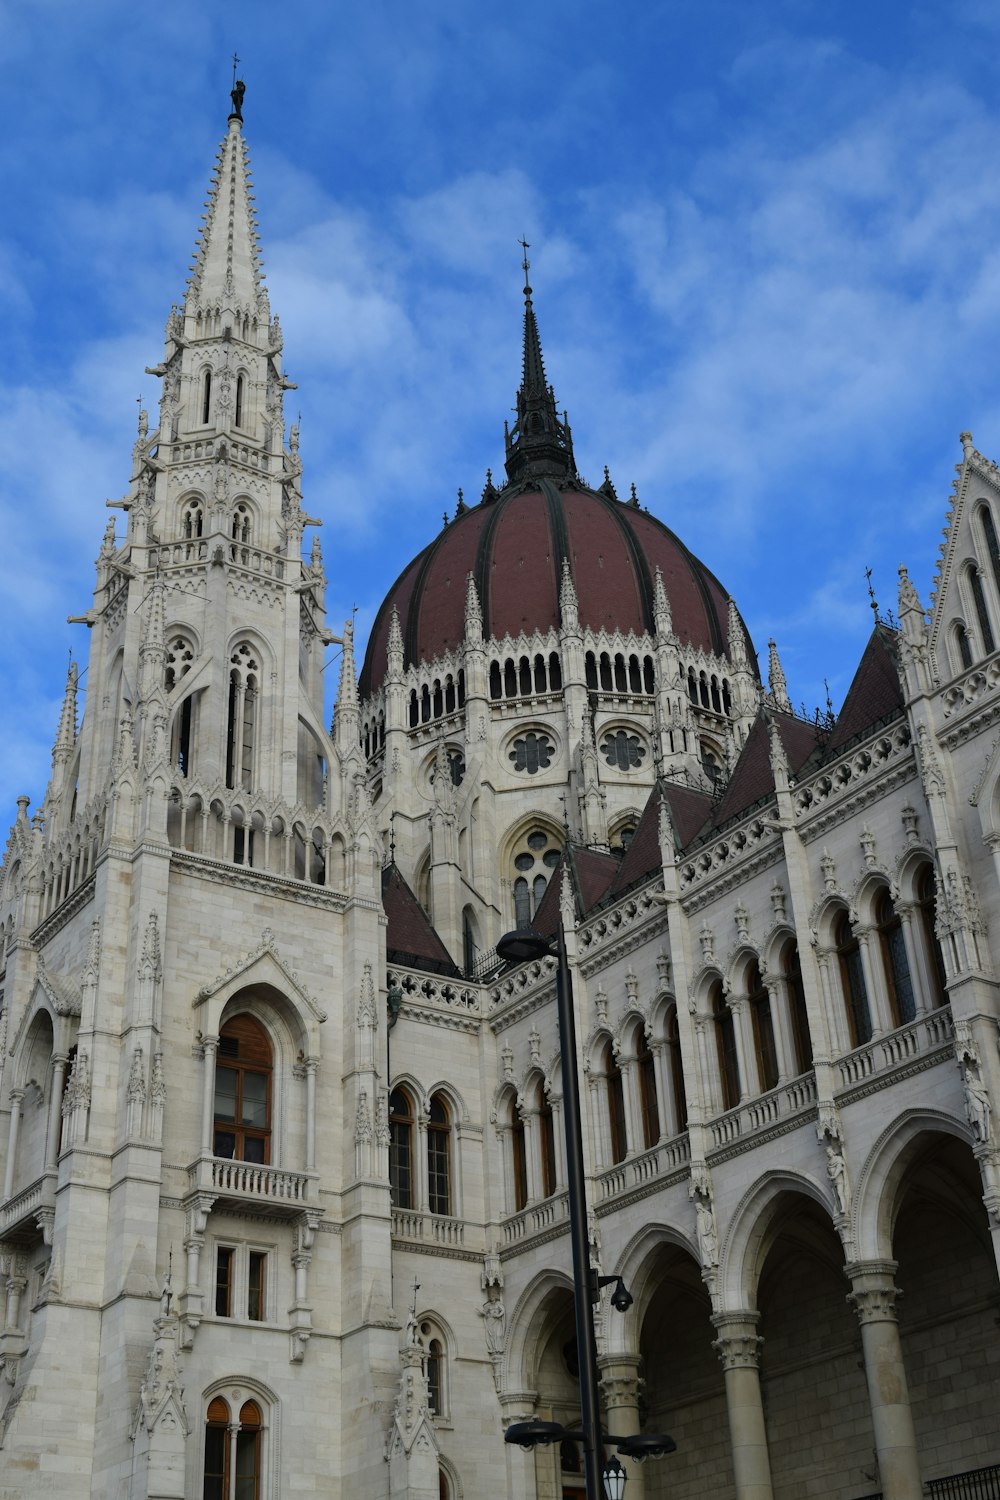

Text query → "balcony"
[597,1133,692,1203]
[836,1007,954,1096]
[186,1155,316,1217]
[502,1191,570,1246]
[0,1170,57,1241]
[708,1074,819,1156]
[391,1209,466,1248]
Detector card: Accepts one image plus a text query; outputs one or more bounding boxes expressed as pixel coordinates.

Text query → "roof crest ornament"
[229,57,245,124]
[503,240,576,485]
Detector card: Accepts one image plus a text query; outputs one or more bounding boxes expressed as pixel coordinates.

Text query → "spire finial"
[504,241,576,484]
[230,58,245,122]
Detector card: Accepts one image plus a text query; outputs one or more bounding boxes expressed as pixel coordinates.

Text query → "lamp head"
[496,928,555,964]
[603,1455,628,1499]
[503,1418,565,1450]
[615,1432,677,1462]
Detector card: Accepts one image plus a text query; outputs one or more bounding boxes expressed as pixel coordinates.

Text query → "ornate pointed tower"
[0,88,399,1500]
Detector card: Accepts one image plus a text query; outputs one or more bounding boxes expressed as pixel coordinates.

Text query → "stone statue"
[964,1067,992,1144]
[826,1143,850,1215]
[695,1198,719,1268]
[231,79,245,120]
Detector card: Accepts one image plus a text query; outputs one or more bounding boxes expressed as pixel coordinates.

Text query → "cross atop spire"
[503,245,576,484]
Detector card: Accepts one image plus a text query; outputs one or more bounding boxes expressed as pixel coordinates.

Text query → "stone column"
[200,1036,219,1154]
[599,1355,646,1500]
[649,1040,671,1138]
[855,927,887,1038]
[712,1310,774,1500]
[44,1054,69,1170]
[305,1057,318,1172]
[2,1088,24,1201]
[549,1097,567,1192]
[895,905,928,1016]
[765,981,793,1084]
[729,999,754,1102]
[845,1260,922,1499]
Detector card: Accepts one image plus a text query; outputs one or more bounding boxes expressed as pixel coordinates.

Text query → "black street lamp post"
[496,922,675,1500]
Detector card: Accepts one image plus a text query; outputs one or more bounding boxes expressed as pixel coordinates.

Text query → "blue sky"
[3,0,1000,817]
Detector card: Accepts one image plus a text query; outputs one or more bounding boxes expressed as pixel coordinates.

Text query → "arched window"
[389,1088,415,1209]
[604,1041,627,1163]
[232,502,252,544]
[409,690,419,727]
[201,367,212,425]
[835,911,872,1048]
[549,652,563,690]
[504,660,517,698]
[427,1092,451,1217]
[425,1334,445,1416]
[747,962,779,1093]
[182,497,204,539]
[614,654,627,691]
[510,827,561,928]
[875,889,916,1028]
[782,940,813,1073]
[489,661,502,699]
[916,864,947,1006]
[226,642,259,791]
[510,1098,527,1212]
[635,1023,660,1149]
[955,622,973,671]
[204,1397,262,1500]
[711,980,740,1111]
[213,1014,272,1163]
[599,653,612,691]
[980,504,1000,598]
[204,1397,230,1499]
[585,652,598,690]
[166,635,196,777]
[235,373,245,428]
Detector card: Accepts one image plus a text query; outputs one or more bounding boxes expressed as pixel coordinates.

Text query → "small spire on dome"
[768,638,791,713]
[504,242,576,484]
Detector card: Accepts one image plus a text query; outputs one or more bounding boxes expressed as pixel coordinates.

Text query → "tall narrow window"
[235,1401,262,1500]
[427,1093,451,1216]
[204,1397,230,1500]
[666,1005,687,1131]
[783,941,813,1073]
[248,1251,267,1322]
[980,505,1000,597]
[747,963,779,1093]
[389,1089,415,1209]
[876,889,916,1027]
[916,864,948,1006]
[201,368,212,425]
[226,642,259,791]
[510,1099,527,1212]
[635,1024,660,1148]
[182,498,204,539]
[426,1336,444,1415]
[215,1246,234,1316]
[969,565,995,653]
[711,981,740,1111]
[213,1014,272,1163]
[835,911,872,1048]
[235,374,245,428]
[537,1084,556,1198]
[232,502,252,544]
[955,623,973,671]
[604,1041,627,1164]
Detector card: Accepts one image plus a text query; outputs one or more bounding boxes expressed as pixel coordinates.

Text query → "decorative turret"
[503,245,575,483]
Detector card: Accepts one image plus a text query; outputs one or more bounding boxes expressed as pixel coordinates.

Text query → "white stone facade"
[1,101,1000,1500]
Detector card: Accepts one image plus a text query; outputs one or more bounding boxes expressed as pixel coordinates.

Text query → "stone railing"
[148,539,208,568]
[188,1156,315,1212]
[940,658,1000,721]
[391,1209,466,1248]
[388,965,480,1016]
[836,1007,953,1093]
[502,1191,570,1244]
[596,1134,691,1202]
[708,1073,818,1153]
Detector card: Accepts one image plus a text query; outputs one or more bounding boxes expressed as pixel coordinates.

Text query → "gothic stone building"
[1,99,1000,1500]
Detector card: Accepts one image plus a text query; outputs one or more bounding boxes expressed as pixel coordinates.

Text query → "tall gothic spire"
[503,242,575,484]
[184,84,268,322]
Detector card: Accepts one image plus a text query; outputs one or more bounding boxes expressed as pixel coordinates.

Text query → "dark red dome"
[360,477,754,699]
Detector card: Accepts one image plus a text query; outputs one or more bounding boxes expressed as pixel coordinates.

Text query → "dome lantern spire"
[503,241,576,484]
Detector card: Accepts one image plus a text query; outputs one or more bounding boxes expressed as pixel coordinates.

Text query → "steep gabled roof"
[711,711,821,828]
[532,845,619,935]
[827,625,904,751]
[381,863,462,977]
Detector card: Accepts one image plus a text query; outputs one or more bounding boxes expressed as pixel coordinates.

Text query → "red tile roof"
[381,863,461,975]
